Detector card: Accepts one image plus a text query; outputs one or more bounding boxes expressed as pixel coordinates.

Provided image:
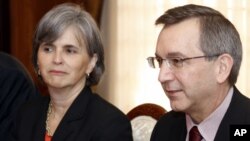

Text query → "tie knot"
[189,126,202,141]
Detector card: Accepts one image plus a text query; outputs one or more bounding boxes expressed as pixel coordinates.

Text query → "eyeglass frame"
[147,54,221,69]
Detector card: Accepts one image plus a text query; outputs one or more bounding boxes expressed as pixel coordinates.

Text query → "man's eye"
[156,57,163,65]
[171,58,183,66]
[172,58,182,63]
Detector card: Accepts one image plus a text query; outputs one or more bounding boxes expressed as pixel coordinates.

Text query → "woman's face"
[37,26,96,90]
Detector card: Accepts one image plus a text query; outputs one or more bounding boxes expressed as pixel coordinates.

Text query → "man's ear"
[87,54,98,74]
[216,54,233,83]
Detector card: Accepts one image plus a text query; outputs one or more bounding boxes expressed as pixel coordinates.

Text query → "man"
[147,4,250,141]
[0,52,38,140]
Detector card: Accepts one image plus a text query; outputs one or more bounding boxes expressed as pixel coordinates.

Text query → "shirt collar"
[186,87,234,141]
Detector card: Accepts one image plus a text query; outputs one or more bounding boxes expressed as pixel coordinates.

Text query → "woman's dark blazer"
[150,86,250,141]
[11,86,133,141]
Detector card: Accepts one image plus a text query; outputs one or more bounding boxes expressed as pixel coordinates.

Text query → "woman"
[11,3,132,141]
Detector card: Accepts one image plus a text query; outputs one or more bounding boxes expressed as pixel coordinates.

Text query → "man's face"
[156,18,218,115]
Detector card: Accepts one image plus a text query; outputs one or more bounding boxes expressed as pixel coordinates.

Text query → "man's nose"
[158,63,175,83]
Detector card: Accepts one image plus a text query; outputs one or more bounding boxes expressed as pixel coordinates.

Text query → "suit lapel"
[52,86,92,141]
[32,97,50,141]
[173,121,187,141]
[176,113,187,141]
[168,112,187,141]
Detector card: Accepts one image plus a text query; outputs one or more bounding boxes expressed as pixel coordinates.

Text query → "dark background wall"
[0,0,103,94]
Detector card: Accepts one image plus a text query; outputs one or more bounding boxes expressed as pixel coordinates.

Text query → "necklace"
[46,101,53,136]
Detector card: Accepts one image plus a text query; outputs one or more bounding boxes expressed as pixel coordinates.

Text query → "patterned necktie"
[189,126,203,141]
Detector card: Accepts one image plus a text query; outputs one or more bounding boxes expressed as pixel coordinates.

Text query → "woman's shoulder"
[17,96,49,116]
[90,93,126,117]
[80,87,126,118]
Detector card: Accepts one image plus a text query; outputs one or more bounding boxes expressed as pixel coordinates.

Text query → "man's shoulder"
[151,111,187,141]
[232,87,250,108]
[157,110,186,125]
[153,110,186,132]
[222,86,250,124]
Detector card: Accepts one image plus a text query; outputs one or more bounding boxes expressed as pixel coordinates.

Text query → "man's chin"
[170,103,185,112]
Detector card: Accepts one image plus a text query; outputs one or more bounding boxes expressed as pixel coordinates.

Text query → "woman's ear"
[86,54,98,74]
[216,54,233,83]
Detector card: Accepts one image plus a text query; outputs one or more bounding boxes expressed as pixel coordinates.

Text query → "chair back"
[127,103,167,141]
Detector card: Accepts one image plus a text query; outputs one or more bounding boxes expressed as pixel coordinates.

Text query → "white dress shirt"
[185,87,234,141]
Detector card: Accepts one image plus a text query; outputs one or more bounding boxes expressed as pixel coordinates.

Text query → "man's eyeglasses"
[147,54,220,69]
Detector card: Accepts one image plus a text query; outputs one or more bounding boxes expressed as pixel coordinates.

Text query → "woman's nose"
[53,50,63,64]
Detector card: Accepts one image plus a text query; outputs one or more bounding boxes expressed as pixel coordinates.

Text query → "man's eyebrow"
[155,52,186,58]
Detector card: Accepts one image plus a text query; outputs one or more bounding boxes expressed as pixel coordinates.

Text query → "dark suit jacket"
[150,86,250,141]
[0,52,38,140]
[11,86,133,141]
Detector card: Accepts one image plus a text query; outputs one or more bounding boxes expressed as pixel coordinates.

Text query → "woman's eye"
[66,47,78,54]
[41,45,53,52]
